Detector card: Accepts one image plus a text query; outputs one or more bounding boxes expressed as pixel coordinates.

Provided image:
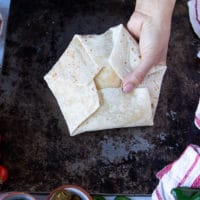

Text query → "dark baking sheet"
[0,0,199,194]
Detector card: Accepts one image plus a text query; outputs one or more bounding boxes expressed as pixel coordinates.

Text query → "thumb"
[127,12,147,40]
[122,58,153,93]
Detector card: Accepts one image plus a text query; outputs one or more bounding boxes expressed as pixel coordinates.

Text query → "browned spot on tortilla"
[52,73,57,79]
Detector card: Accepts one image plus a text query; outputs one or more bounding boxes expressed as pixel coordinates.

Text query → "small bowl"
[47,185,92,200]
[0,192,35,200]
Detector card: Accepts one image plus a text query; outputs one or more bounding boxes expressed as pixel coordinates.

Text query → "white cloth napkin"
[0,13,3,36]
[152,144,200,200]
[188,0,200,58]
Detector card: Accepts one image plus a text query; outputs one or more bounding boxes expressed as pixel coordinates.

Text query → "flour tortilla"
[79,29,122,89]
[109,24,141,79]
[75,88,153,135]
[44,55,100,133]
[44,24,167,136]
[139,65,167,117]
[58,35,102,86]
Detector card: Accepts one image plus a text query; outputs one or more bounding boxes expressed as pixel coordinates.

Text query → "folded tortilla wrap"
[44,24,167,136]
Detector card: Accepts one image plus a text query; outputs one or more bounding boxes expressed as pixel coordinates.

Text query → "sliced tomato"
[0,165,8,183]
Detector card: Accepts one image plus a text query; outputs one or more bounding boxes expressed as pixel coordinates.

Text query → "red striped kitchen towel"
[152,144,200,200]
[195,99,200,130]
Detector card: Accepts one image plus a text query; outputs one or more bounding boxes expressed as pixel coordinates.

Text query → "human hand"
[122,0,176,93]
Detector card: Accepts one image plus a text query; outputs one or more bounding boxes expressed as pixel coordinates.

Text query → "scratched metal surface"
[0,0,199,194]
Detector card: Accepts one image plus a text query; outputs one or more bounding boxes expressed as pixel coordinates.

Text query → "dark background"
[0,0,199,194]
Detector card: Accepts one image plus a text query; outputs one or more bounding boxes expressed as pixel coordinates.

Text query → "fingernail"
[123,82,134,93]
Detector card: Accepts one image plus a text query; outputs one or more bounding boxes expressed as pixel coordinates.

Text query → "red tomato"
[0,165,8,183]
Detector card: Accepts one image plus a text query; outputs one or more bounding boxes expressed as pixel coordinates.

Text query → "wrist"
[135,0,176,22]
